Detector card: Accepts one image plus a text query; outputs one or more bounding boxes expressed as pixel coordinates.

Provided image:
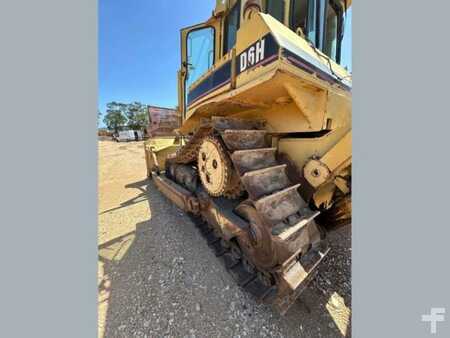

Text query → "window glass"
[290,0,342,63]
[340,7,352,71]
[323,2,338,61]
[291,0,318,47]
[291,0,307,36]
[306,0,317,44]
[186,27,215,91]
[224,1,241,55]
[266,0,285,23]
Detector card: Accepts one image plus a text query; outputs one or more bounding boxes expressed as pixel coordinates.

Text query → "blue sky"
[99,1,212,118]
[99,1,352,122]
[341,7,352,72]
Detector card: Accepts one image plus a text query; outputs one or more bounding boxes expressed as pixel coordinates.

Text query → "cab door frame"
[178,21,221,121]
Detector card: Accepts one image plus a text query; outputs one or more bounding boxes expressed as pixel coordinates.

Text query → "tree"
[103,102,127,133]
[97,110,102,128]
[126,101,148,132]
[102,101,149,133]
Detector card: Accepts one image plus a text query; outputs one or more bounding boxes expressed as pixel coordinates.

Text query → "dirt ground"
[98,139,351,338]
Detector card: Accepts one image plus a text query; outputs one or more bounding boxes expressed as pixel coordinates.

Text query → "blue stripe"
[187,61,232,105]
[283,49,352,92]
[187,34,350,107]
[187,33,280,106]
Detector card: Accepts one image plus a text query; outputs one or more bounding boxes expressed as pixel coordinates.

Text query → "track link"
[190,215,275,303]
[215,119,320,240]
[172,117,325,311]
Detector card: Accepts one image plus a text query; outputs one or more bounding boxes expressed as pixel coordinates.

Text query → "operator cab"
[218,0,348,61]
[180,0,350,115]
[287,0,345,63]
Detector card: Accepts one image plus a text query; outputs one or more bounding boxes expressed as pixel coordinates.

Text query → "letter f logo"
[422,308,446,334]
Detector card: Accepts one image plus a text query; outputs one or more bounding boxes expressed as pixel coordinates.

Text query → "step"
[254,184,306,225]
[231,148,277,175]
[212,116,265,131]
[221,130,268,151]
[272,210,320,240]
[241,164,291,200]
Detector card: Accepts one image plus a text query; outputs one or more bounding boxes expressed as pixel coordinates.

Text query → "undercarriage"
[149,117,333,314]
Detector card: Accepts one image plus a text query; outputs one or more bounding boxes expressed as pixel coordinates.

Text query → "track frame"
[150,171,329,315]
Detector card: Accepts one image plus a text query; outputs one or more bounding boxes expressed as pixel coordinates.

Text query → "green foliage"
[102,101,149,133]
[126,102,148,132]
[103,102,127,133]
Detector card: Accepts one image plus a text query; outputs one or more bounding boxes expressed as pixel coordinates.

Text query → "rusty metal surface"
[155,116,330,315]
[188,204,329,317]
[173,164,198,193]
[197,197,328,316]
[273,210,320,239]
[147,106,181,137]
[231,147,277,175]
[152,173,199,214]
[241,164,290,200]
[274,243,329,315]
[221,130,267,150]
[254,184,305,225]
[197,136,236,197]
[174,125,213,164]
[198,193,247,241]
[235,200,279,269]
[152,166,329,315]
[212,116,266,131]
[317,193,352,231]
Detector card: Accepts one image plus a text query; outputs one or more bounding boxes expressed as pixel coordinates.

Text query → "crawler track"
[165,117,326,313]
[189,215,278,303]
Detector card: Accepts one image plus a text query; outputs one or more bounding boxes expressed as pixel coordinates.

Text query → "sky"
[341,7,352,72]
[99,1,352,124]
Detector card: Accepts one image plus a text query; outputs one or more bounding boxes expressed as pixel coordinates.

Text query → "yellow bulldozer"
[145,0,351,314]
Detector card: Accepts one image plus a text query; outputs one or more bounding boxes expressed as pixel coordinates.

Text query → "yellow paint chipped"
[326,292,351,336]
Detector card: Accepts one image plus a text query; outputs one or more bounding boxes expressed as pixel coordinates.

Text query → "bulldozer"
[144,0,351,315]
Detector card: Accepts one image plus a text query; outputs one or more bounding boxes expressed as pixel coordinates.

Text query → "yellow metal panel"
[236,11,271,55]
[261,13,351,86]
[321,131,352,172]
[278,126,351,171]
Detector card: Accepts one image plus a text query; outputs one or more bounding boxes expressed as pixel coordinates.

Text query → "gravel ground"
[98,140,351,338]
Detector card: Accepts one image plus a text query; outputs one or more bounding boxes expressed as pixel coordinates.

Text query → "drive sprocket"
[197,136,240,197]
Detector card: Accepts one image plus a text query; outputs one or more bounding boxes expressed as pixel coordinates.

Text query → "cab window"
[223,0,241,55]
[266,0,285,23]
[186,27,215,90]
[323,1,341,62]
[290,0,317,46]
[290,0,343,63]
